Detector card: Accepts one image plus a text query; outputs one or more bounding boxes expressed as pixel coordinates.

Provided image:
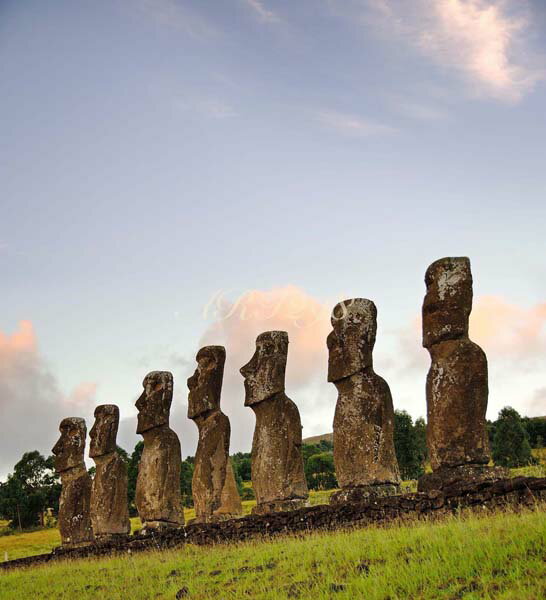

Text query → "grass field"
[1,508,544,599]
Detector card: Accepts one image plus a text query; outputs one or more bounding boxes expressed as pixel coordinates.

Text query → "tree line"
[1,407,543,530]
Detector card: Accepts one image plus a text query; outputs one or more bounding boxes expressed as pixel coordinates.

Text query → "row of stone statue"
[51,256,499,546]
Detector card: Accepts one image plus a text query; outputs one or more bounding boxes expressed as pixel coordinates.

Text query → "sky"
[1,0,545,479]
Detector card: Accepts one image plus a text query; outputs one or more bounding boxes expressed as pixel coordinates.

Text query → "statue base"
[251,498,308,515]
[187,513,236,525]
[329,483,400,505]
[93,533,131,544]
[418,464,508,493]
[139,520,184,535]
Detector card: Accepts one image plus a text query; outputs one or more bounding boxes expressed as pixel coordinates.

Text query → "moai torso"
[240,331,308,514]
[89,405,130,539]
[327,299,400,501]
[422,258,490,474]
[52,418,93,546]
[135,371,184,529]
[188,346,240,521]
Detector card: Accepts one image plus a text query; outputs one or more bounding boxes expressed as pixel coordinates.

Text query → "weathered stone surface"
[215,459,243,518]
[240,331,308,514]
[419,258,496,491]
[52,418,93,546]
[89,405,130,539]
[327,299,400,502]
[3,476,545,571]
[135,371,184,530]
[187,346,237,522]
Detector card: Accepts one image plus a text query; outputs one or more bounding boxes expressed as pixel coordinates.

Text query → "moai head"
[52,417,87,473]
[135,371,173,434]
[327,298,377,382]
[240,331,288,406]
[187,346,226,420]
[89,404,119,459]
[422,257,473,349]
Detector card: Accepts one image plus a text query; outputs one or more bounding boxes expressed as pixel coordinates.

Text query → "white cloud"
[339,0,544,103]
[242,0,279,24]
[174,97,238,119]
[315,109,397,137]
[136,0,217,38]
[389,98,449,121]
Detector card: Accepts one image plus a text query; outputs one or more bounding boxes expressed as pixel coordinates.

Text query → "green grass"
[1,508,544,599]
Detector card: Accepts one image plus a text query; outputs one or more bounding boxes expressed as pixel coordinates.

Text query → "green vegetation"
[492,407,533,468]
[1,509,545,599]
[393,410,427,479]
[0,452,59,530]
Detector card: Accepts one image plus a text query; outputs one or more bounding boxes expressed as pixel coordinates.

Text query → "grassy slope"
[1,509,545,600]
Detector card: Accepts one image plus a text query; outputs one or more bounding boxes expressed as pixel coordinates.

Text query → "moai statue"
[89,405,130,540]
[187,346,242,522]
[240,331,308,515]
[327,299,400,504]
[52,418,94,546]
[418,257,503,491]
[135,371,184,531]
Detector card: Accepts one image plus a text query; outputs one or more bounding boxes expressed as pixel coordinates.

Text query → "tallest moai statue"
[418,257,503,491]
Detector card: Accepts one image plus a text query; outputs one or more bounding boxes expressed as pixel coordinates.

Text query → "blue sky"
[1,0,545,477]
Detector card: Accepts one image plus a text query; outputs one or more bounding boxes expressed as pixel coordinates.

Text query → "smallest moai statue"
[240,331,309,515]
[89,405,130,540]
[187,346,241,522]
[52,418,94,547]
[327,299,400,504]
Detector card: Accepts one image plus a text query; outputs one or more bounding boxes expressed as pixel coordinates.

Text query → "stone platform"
[1,476,545,572]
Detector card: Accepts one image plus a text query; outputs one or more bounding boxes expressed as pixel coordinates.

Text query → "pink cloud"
[360,0,544,102]
[470,296,546,356]
[0,321,98,477]
[195,286,335,448]
[201,285,331,390]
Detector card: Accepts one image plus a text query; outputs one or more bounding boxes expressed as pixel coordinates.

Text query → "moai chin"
[187,346,242,522]
[135,371,184,531]
[52,418,93,546]
[240,331,308,515]
[89,405,130,540]
[327,298,400,504]
[418,257,503,491]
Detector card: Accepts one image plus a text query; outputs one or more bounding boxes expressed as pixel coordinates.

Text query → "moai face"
[89,404,119,459]
[422,257,472,349]
[187,346,226,420]
[52,417,87,473]
[327,298,377,383]
[135,371,173,434]
[240,331,288,406]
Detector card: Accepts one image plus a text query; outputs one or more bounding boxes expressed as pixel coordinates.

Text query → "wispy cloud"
[174,97,238,119]
[137,0,217,38]
[315,109,397,137]
[242,0,279,24]
[337,0,544,103]
[389,98,449,121]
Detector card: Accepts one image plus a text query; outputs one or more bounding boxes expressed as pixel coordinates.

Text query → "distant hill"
[303,433,333,445]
